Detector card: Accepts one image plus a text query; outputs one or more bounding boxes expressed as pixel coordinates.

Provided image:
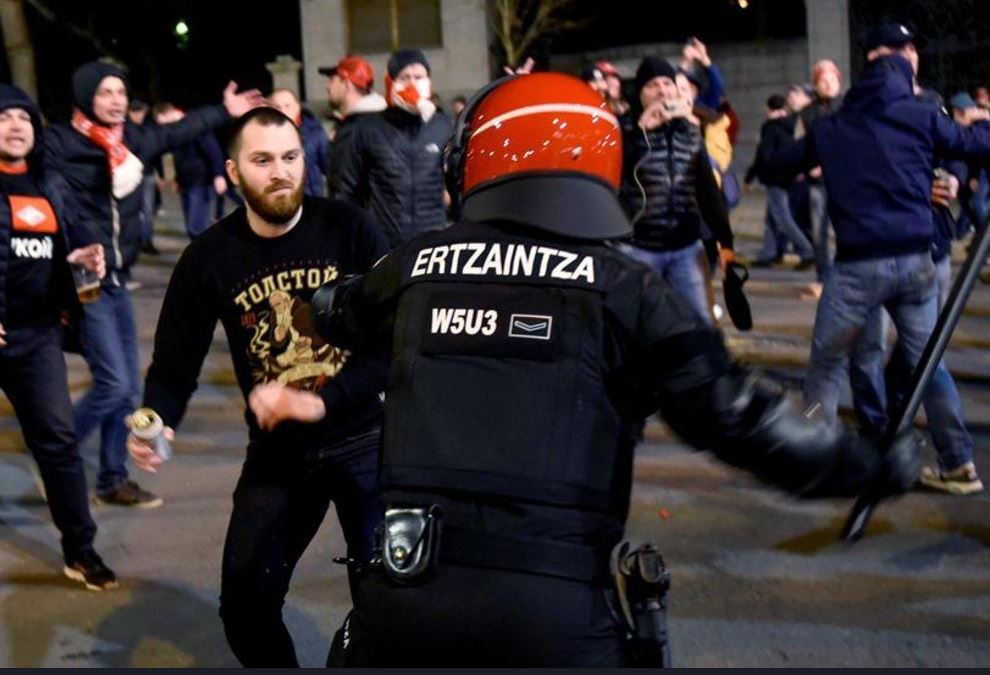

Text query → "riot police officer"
[312,73,919,667]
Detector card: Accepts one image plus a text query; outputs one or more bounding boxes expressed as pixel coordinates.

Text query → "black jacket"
[746,115,799,188]
[172,131,225,189]
[329,106,452,248]
[618,115,733,252]
[43,105,230,284]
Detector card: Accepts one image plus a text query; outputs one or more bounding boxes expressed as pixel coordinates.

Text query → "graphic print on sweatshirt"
[230,261,348,392]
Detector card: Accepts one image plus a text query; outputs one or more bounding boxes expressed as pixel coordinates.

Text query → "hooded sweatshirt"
[780,55,990,261]
[0,84,81,335]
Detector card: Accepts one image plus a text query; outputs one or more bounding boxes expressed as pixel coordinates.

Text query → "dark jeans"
[214,180,243,221]
[74,284,140,493]
[0,324,98,560]
[218,427,382,667]
[809,184,833,281]
[180,183,214,239]
[340,564,624,666]
[139,174,156,245]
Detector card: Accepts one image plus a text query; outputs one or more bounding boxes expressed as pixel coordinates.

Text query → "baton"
[842,195,990,542]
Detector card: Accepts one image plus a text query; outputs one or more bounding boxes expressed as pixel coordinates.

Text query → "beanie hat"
[72,60,128,122]
[386,49,431,79]
[635,56,677,95]
[0,83,43,169]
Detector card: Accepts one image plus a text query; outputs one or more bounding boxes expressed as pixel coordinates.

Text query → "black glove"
[865,430,924,498]
[802,428,923,499]
[660,371,921,499]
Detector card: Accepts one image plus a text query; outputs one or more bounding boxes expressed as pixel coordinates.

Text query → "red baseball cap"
[319,56,374,92]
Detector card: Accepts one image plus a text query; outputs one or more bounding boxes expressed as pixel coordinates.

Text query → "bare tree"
[0,0,37,99]
[490,0,584,70]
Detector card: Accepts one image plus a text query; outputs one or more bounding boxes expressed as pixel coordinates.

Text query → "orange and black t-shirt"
[2,169,62,329]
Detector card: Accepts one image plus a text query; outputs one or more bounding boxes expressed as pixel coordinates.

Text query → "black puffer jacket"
[329,106,452,248]
[44,105,229,285]
[619,115,733,252]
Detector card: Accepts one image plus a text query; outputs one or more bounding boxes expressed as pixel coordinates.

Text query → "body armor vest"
[380,228,626,511]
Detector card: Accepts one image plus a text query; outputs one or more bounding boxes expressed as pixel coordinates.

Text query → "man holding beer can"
[127,107,387,666]
[0,84,117,591]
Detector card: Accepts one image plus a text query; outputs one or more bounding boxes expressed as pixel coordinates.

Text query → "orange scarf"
[71,109,144,198]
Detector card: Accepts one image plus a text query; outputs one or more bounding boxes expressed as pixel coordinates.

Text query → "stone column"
[266,54,303,97]
[805,0,851,85]
[299,0,348,105]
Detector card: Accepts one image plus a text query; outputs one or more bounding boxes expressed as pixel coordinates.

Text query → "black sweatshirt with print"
[143,196,389,448]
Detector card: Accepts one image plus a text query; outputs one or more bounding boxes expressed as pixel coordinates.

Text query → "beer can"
[129,408,172,461]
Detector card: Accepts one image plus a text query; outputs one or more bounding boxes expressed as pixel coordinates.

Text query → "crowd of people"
[0,18,988,667]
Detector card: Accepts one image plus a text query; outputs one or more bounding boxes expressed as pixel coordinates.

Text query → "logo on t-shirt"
[9,195,57,234]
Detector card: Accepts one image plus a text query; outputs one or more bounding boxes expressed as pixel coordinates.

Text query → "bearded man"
[127,106,388,667]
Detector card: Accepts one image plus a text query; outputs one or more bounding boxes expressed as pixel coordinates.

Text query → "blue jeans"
[74,285,141,492]
[624,241,712,325]
[850,255,953,434]
[181,183,214,239]
[758,186,814,261]
[805,252,972,471]
[809,184,832,281]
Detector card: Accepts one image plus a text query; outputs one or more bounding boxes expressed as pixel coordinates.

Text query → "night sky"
[24,0,301,121]
[6,0,989,121]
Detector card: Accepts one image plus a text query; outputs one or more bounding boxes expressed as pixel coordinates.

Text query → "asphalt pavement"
[0,190,987,666]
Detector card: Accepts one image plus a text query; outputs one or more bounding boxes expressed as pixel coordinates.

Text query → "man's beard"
[241,177,304,225]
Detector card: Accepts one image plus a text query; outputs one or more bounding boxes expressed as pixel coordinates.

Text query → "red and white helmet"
[446,72,629,240]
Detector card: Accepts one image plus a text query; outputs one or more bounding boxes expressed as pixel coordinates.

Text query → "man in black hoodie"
[0,84,117,590]
[45,61,261,509]
[328,49,452,248]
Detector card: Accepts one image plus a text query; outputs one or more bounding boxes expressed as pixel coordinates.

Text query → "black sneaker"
[96,480,164,509]
[64,550,118,591]
[141,241,161,255]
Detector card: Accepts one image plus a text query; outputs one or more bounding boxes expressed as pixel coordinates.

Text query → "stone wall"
[298,0,491,114]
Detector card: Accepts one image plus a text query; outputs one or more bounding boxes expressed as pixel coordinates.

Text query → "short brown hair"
[227,106,302,159]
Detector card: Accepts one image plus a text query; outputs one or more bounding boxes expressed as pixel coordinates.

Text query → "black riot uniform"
[314,73,919,667]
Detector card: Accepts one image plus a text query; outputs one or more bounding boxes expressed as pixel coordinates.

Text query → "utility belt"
[337,506,672,666]
[344,505,611,584]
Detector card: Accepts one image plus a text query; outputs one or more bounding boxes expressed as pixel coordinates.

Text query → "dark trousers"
[218,427,382,667]
[0,324,98,560]
[180,184,214,239]
[339,564,625,667]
